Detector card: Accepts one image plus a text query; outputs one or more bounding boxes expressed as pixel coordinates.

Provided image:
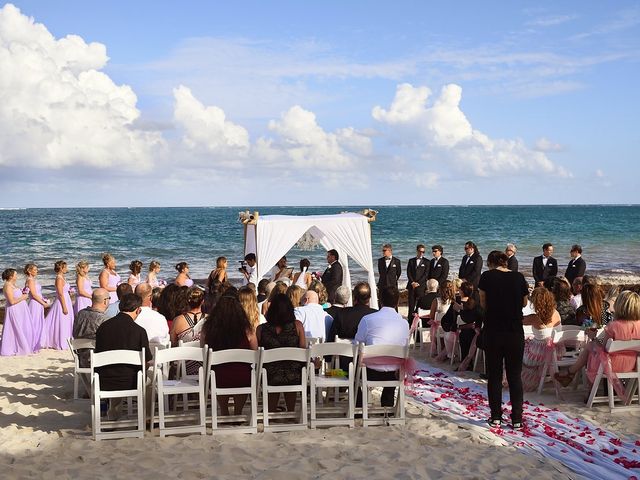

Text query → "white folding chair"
[537,329,586,396]
[90,349,146,441]
[150,346,206,437]
[308,342,357,428]
[176,340,208,411]
[260,347,309,432]
[356,344,408,427]
[415,309,431,349]
[305,336,323,348]
[206,347,261,434]
[67,337,95,400]
[587,339,640,412]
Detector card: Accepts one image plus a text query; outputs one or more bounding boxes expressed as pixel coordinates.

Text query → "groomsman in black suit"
[532,243,558,286]
[565,244,587,286]
[505,243,519,272]
[406,244,429,317]
[377,244,402,290]
[458,241,483,287]
[321,249,343,304]
[427,244,449,286]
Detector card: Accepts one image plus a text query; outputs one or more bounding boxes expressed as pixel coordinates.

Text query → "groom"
[321,249,343,304]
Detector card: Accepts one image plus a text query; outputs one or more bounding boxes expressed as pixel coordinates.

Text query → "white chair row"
[88,342,410,440]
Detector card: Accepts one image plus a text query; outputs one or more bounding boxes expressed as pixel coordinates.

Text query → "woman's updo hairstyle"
[175,262,188,273]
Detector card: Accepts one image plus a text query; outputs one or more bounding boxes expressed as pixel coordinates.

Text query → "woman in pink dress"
[41,261,74,350]
[127,260,143,288]
[175,262,193,287]
[74,260,93,315]
[1,268,35,356]
[24,263,48,350]
[99,253,121,304]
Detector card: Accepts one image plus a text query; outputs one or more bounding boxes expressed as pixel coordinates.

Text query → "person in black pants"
[478,250,529,429]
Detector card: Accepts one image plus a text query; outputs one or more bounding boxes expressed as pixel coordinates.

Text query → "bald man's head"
[91,287,110,312]
[303,290,319,305]
[135,283,153,307]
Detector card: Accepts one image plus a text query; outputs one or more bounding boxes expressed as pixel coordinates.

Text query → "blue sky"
[0,1,638,207]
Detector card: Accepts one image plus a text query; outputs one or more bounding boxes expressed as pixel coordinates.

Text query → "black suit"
[321,261,343,304]
[458,252,483,287]
[377,256,401,290]
[328,303,377,341]
[565,256,586,285]
[532,255,558,284]
[406,256,429,317]
[427,257,449,286]
[95,312,152,391]
[507,255,519,272]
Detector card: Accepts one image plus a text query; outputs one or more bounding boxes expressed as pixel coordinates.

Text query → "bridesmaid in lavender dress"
[1,268,35,356]
[24,263,48,351]
[41,261,74,350]
[146,260,161,288]
[127,260,143,288]
[74,260,93,316]
[99,253,121,304]
[175,262,194,287]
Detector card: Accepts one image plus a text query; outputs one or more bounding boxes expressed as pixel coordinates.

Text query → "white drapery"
[244,213,378,308]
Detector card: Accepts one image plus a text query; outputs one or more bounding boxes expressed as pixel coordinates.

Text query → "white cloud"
[526,14,579,28]
[373,83,571,178]
[0,4,165,171]
[173,85,250,158]
[535,137,564,152]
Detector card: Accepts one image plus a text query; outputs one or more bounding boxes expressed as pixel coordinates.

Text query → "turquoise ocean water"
[1,205,639,294]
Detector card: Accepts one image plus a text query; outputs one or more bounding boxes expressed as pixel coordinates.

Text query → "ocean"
[1,205,639,295]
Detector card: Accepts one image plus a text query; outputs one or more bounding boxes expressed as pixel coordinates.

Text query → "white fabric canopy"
[244,212,378,309]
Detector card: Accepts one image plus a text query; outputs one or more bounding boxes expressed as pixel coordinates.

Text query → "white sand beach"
[3,344,638,480]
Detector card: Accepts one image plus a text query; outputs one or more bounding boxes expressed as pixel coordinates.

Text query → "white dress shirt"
[242,264,258,286]
[354,307,409,371]
[294,303,333,340]
[135,306,169,343]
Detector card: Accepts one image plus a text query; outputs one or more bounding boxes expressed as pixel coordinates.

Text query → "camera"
[239,260,248,272]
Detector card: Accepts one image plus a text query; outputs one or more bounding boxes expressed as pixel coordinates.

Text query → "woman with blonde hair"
[238,286,265,331]
[1,268,36,356]
[286,285,305,308]
[207,257,228,292]
[308,280,329,307]
[147,261,161,288]
[520,287,561,391]
[428,280,456,357]
[24,263,48,348]
[42,261,74,350]
[261,281,288,315]
[99,253,120,304]
[74,260,93,315]
[556,290,640,387]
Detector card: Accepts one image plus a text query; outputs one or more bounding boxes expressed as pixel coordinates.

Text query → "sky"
[0,1,639,207]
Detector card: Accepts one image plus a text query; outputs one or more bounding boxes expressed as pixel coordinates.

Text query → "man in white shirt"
[294,290,333,341]
[355,286,409,407]
[134,283,169,344]
[241,253,259,286]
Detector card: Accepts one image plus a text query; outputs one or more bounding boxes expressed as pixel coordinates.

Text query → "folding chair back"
[536,329,586,396]
[207,348,261,434]
[90,349,146,441]
[67,337,95,400]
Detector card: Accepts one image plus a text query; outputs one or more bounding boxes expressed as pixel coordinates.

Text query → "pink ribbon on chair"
[586,343,627,399]
[361,355,418,387]
[409,313,420,336]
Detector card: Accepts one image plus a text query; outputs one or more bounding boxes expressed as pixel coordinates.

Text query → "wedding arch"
[239,210,379,308]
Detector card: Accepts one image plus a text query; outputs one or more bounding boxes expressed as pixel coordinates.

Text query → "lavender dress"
[27,280,45,351]
[1,288,35,356]
[106,271,121,304]
[74,277,93,315]
[41,281,73,350]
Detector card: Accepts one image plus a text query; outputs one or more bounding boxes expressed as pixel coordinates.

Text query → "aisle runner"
[407,362,640,480]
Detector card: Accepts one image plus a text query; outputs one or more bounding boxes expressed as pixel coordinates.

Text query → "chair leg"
[362,369,368,426]
[608,378,615,410]
[310,377,316,428]
[536,361,549,395]
[586,373,602,408]
[158,382,166,437]
[211,376,218,431]
[301,369,308,426]
[262,371,269,429]
[199,384,206,435]
[74,373,79,400]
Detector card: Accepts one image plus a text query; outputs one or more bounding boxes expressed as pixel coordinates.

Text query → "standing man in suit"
[532,243,558,286]
[458,241,483,287]
[321,249,343,304]
[505,243,519,272]
[406,244,429,317]
[565,244,586,286]
[377,243,402,291]
[427,244,449,286]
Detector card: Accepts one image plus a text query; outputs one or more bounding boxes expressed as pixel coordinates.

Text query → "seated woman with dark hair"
[261,281,288,316]
[452,282,483,364]
[576,282,613,327]
[200,295,258,416]
[550,277,576,325]
[171,287,205,347]
[256,293,306,412]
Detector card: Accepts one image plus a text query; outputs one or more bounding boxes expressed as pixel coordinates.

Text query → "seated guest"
[158,284,189,330]
[170,287,205,349]
[555,290,640,387]
[73,287,110,367]
[451,282,483,364]
[326,286,350,319]
[550,277,577,325]
[104,283,133,319]
[415,279,439,325]
[294,290,333,341]
[256,293,306,412]
[292,258,312,289]
[576,281,613,327]
[570,276,583,309]
[94,293,153,420]
[286,285,305,308]
[151,287,163,311]
[134,283,169,344]
[428,280,456,357]
[355,287,409,407]
[257,279,270,304]
[238,286,265,331]
[308,280,330,309]
[200,294,258,416]
[261,281,288,315]
[174,262,193,287]
[328,282,376,342]
[127,260,143,287]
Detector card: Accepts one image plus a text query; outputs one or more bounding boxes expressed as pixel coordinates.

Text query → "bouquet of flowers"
[311,271,323,282]
[581,317,598,331]
[69,286,77,295]
[22,286,30,295]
